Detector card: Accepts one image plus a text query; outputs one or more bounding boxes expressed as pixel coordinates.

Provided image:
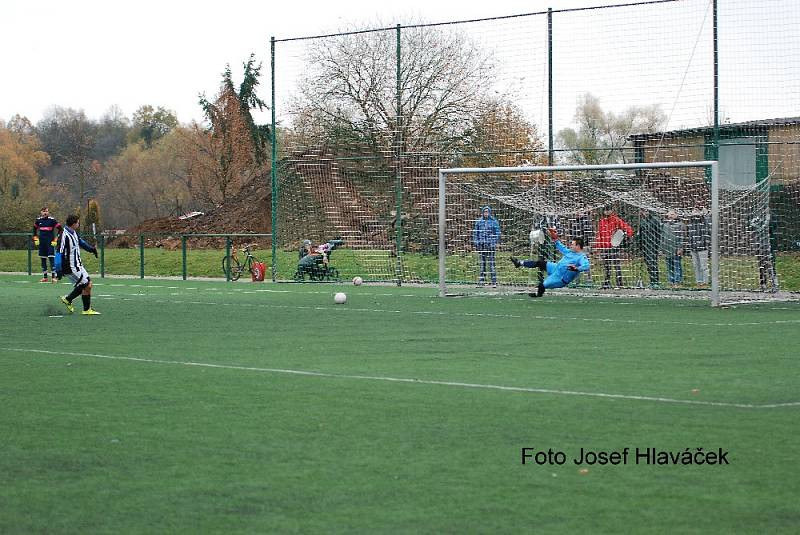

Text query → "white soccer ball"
[334,292,347,304]
[352,276,363,286]
[529,229,545,245]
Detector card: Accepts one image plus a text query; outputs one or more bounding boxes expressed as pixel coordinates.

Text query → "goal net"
[438,162,790,306]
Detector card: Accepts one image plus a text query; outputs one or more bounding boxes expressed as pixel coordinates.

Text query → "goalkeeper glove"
[33,236,39,246]
[547,227,559,241]
[50,240,58,247]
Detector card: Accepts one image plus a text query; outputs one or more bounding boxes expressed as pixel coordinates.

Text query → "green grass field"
[2,274,799,533]
[2,247,800,289]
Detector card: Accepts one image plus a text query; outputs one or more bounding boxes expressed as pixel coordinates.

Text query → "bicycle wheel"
[222,255,243,281]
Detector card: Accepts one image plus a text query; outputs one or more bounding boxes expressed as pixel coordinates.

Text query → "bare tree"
[557,93,666,165]
[291,23,495,156]
[36,106,99,213]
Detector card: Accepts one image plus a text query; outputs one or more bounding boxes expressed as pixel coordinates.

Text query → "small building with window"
[630,117,800,186]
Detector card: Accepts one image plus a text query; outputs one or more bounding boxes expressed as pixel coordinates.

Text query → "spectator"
[472,206,501,287]
[637,209,661,288]
[687,207,710,286]
[749,213,778,292]
[660,210,687,287]
[594,207,633,288]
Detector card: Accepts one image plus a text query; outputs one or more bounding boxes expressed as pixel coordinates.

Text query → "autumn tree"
[557,93,666,165]
[184,56,270,206]
[85,198,102,234]
[0,119,51,231]
[461,100,546,168]
[291,24,494,156]
[99,128,190,227]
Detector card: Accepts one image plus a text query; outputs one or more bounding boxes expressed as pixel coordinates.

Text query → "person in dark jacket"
[660,210,687,286]
[687,208,710,286]
[637,209,662,288]
[32,206,62,282]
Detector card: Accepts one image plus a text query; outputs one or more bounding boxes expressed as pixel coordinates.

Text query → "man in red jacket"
[594,207,633,289]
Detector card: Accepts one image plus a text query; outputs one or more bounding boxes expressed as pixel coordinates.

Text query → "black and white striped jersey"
[59,227,84,274]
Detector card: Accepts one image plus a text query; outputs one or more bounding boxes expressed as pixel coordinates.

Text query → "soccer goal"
[438,161,787,306]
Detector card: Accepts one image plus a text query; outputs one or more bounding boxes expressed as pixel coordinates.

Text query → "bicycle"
[222,243,261,281]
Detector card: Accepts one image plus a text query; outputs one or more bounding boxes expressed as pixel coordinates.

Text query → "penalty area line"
[3,347,798,409]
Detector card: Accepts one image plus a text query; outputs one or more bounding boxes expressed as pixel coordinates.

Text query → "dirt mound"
[127,179,272,242]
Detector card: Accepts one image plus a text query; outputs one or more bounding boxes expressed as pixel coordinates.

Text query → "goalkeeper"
[32,206,62,282]
[511,228,590,298]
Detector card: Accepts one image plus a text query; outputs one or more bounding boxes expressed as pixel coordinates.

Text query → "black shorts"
[38,243,55,258]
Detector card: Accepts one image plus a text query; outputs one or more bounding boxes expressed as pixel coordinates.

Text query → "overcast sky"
[2,0,797,131]
[2,0,604,126]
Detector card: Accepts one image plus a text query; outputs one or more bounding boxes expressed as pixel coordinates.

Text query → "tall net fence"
[270,0,799,299]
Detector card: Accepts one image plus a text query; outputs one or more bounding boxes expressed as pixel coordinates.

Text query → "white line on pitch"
[89,292,798,326]
[3,347,798,410]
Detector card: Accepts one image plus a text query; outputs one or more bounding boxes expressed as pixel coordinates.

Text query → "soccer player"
[58,214,101,315]
[32,206,62,282]
[510,228,590,298]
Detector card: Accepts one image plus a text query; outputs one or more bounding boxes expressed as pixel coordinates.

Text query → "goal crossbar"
[438,161,721,305]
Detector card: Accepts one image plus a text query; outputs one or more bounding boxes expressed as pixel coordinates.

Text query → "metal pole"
[712,0,720,160]
[139,234,145,279]
[27,235,32,275]
[270,36,278,282]
[548,7,554,166]
[438,170,446,297]
[710,161,720,307]
[99,234,105,278]
[225,237,232,282]
[181,235,187,281]
[394,24,404,286]
[441,162,718,175]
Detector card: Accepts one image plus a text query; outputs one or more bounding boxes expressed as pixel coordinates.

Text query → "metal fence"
[268,0,799,284]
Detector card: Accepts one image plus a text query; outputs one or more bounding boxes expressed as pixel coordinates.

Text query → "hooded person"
[472,205,501,287]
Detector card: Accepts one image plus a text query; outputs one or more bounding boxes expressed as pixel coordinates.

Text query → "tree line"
[0,54,270,231]
[1,25,667,233]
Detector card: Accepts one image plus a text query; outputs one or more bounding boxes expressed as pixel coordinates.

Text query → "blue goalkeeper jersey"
[549,240,590,284]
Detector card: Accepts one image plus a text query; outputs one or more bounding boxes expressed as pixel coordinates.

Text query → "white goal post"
[438,161,734,304]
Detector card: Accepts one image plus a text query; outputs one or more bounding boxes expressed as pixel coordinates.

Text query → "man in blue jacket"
[511,228,590,297]
[472,206,501,287]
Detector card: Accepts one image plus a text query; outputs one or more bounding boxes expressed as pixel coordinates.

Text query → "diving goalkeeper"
[511,228,590,297]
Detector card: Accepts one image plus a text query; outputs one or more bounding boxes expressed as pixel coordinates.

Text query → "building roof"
[629,116,800,141]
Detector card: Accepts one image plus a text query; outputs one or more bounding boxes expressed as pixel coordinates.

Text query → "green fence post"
[548,8,554,167]
[27,235,32,275]
[182,235,187,280]
[99,234,105,278]
[139,234,145,279]
[271,36,278,282]
[394,23,404,287]
[225,237,232,281]
[712,0,720,163]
